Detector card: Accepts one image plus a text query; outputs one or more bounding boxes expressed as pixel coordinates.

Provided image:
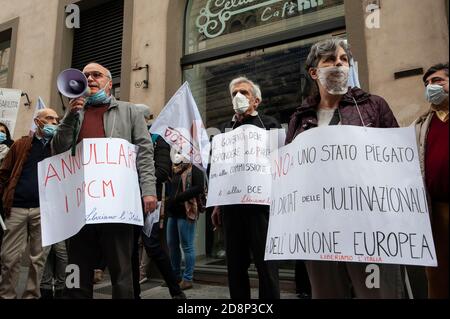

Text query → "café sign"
[196,0,326,39]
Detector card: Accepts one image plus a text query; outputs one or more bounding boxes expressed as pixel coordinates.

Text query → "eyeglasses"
[83,71,109,79]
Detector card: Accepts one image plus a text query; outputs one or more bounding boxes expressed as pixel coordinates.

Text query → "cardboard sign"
[0,88,22,135]
[207,125,285,207]
[265,126,436,267]
[38,138,144,246]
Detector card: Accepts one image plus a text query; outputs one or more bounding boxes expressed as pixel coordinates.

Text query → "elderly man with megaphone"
[52,62,157,299]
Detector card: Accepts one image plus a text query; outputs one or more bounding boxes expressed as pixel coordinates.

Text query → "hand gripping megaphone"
[57,68,90,99]
[57,68,89,157]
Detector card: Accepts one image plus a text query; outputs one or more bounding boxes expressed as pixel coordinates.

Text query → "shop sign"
[196,0,326,38]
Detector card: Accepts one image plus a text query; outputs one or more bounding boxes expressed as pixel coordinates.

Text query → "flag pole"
[0,214,6,231]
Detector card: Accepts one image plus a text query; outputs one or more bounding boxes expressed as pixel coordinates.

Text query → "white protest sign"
[266,126,436,267]
[0,88,22,134]
[38,138,144,247]
[142,202,161,238]
[207,125,285,207]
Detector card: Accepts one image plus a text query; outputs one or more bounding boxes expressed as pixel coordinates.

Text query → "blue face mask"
[42,124,58,139]
[0,132,7,143]
[425,84,449,105]
[86,80,112,106]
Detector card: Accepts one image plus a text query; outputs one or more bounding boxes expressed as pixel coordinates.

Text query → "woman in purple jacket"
[285,38,405,299]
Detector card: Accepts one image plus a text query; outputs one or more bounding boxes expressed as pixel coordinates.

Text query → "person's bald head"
[82,63,113,96]
[34,108,59,137]
[84,63,112,78]
[35,108,59,123]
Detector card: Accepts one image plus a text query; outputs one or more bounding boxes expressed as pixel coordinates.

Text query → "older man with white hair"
[211,77,281,299]
[0,108,59,299]
[52,62,157,299]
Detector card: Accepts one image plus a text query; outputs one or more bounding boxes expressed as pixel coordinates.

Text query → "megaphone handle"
[71,116,80,156]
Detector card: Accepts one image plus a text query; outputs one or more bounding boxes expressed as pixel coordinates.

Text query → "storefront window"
[184,33,342,130]
[185,0,344,54]
[0,39,11,88]
[183,0,346,267]
[185,31,346,266]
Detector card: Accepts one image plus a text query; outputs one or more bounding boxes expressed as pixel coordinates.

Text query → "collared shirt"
[35,133,51,146]
[431,105,449,122]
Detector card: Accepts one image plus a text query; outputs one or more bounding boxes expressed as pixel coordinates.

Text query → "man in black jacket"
[211,77,280,299]
[133,105,186,299]
[141,134,186,298]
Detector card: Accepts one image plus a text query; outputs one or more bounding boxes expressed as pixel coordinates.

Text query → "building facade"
[0,0,448,265]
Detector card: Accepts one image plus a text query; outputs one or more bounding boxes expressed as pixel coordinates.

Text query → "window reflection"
[185,0,344,54]
[184,34,335,131]
[0,40,11,88]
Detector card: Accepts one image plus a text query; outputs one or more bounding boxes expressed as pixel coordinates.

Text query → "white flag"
[150,82,210,170]
[29,96,46,136]
[348,59,361,88]
[343,40,361,88]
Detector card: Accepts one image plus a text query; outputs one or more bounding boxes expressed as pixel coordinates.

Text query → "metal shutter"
[71,0,124,82]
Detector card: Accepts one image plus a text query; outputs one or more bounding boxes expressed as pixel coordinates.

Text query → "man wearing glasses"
[52,62,157,299]
[0,108,59,299]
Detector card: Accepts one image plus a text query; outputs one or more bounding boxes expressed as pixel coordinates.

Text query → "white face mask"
[317,66,350,95]
[232,92,250,114]
[173,153,185,164]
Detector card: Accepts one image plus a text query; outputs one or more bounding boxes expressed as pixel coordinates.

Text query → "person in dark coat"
[414,62,449,299]
[166,155,204,291]
[212,76,281,299]
[285,38,404,299]
[0,122,14,277]
[132,104,186,299]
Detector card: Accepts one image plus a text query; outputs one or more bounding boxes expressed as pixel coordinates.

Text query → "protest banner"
[150,82,210,170]
[207,125,285,207]
[38,138,144,246]
[0,88,22,134]
[265,126,436,267]
[143,202,161,237]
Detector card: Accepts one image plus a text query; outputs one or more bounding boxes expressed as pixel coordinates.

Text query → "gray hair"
[101,69,112,79]
[35,108,49,119]
[305,38,353,72]
[229,77,262,102]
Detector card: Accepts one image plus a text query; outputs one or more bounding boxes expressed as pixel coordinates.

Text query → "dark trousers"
[132,226,142,299]
[295,261,311,295]
[426,202,448,298]
[142,222,182,297]
[0,228,3,276]
[64,224,134,299]
[205,207,214,257]
[222,206,280,299]
[0,203,4,276]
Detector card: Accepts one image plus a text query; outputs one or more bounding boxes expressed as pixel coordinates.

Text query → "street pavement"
[15,266,299,299]
[94,276,299,299]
